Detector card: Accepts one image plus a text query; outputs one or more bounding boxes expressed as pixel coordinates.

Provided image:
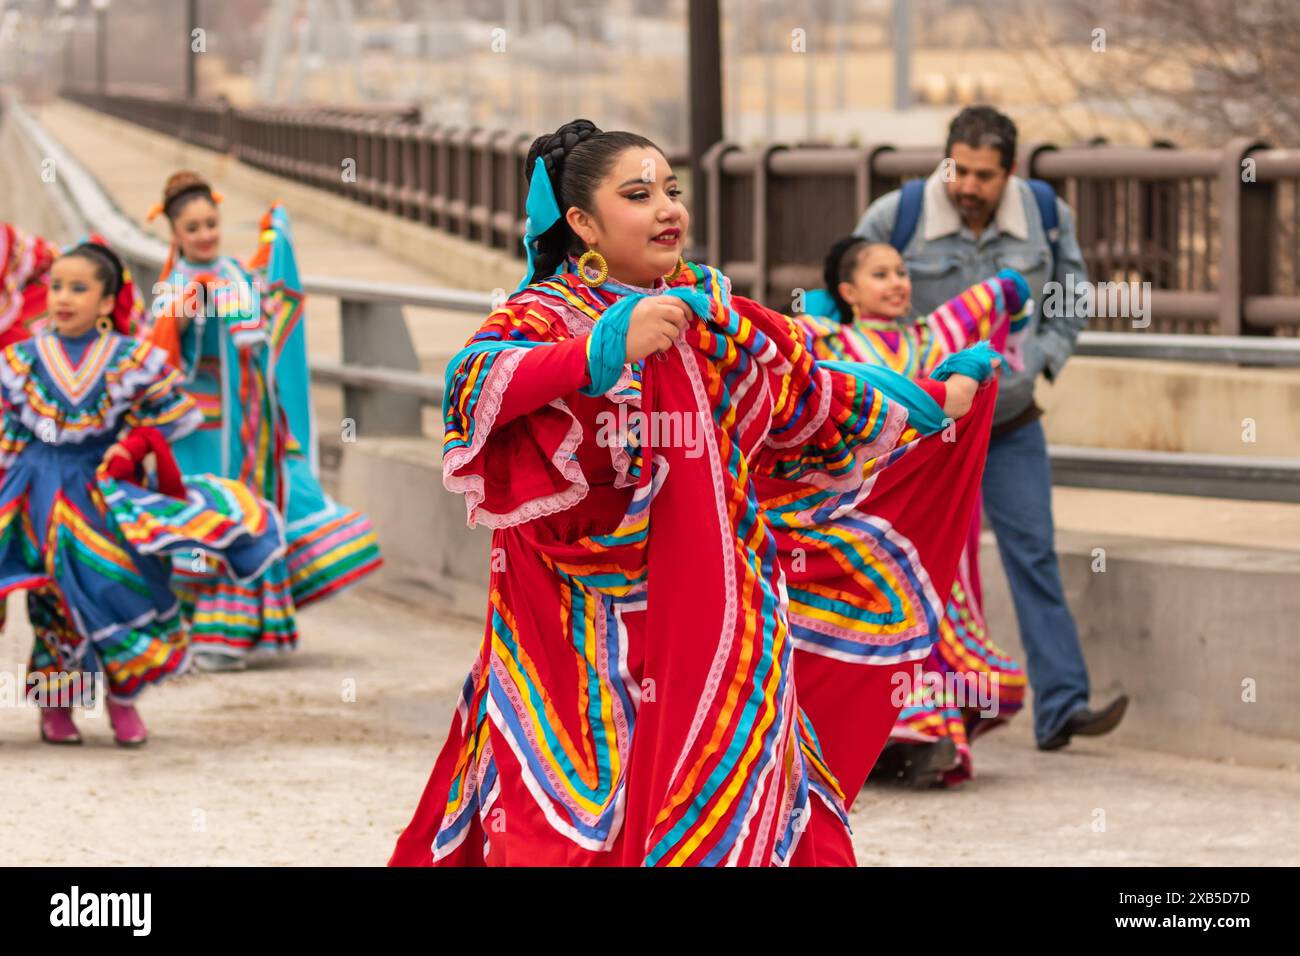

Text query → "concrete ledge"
[336,435,490,622]
[1041,356,1300,458]
[336,433,1300,770]
[980,530,1300,769]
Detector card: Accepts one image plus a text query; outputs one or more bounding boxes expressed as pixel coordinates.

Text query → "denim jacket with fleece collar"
[853,165,1091,427]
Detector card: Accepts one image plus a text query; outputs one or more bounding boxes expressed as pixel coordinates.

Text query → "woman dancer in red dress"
[389,120,1000,866]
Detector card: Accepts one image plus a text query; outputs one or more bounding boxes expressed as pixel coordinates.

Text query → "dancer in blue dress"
[147,170,382,670]
[0,238,286,745]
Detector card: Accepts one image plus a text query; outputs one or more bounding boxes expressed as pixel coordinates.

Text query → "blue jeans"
[982,418,1090,743]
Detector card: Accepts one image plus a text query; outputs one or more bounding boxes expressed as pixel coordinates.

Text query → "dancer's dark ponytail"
[523,118,660,283]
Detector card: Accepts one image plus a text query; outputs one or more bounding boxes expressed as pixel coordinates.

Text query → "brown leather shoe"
[1037,694,1129,751]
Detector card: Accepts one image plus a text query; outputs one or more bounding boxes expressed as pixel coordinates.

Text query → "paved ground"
[3,586,1296,867]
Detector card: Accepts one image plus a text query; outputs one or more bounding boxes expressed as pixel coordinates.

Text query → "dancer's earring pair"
[577,249,687,288]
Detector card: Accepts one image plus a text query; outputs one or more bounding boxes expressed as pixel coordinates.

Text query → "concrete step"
[1042,357,1300,459]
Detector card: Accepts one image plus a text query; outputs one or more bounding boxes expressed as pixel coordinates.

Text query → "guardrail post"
[1218,137,1269,336]
[864,144,896,203]
[687,0,723,255]
[339,298,424,437]
[431,125,453,230]
[1238,141,1274,335]
[504,132,533,251]
[701,140,735,268]
[753,143,784,303]
[471,128,494,248]
[220,100,233,153]
[451,126,475,239]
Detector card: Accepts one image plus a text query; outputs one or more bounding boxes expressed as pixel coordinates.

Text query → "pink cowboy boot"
[39,706,82,745]
[106,700,148,747]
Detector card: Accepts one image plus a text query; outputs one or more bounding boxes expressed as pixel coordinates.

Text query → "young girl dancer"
[389,120,1001,866]
[0,222,58,348]
[791,236,1031,786]
[146,173,381,669]
[0,238,286,745]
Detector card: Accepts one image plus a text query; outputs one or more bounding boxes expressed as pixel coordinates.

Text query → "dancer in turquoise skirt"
[0,238,285,745]
[147,170,382,670]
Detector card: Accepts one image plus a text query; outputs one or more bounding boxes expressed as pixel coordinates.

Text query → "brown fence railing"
[61,89,1300,335]
[702,140,1300,336]
[62,89,681,259]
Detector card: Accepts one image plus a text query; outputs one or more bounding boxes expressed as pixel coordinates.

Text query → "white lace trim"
[0,336,184,445]
[442,348,590,530]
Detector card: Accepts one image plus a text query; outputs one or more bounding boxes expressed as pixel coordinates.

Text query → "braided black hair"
[62,241,125,299]
[523,118,661,283]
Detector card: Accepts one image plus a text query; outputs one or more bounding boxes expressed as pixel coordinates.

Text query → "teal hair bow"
[516,156,563,292]
[800,288,844,322]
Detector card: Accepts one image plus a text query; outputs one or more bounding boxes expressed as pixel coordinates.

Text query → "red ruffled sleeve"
[442,299,608,529]
[495,335,591,424]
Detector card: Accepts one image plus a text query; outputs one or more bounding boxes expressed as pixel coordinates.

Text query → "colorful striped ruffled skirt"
[179,451,381,658]
[0,440,286,700]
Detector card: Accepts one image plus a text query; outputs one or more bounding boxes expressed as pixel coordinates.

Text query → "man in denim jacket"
[855,106,1127,751]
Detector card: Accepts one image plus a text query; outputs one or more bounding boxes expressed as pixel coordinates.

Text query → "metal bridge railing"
[61,88,1300,337]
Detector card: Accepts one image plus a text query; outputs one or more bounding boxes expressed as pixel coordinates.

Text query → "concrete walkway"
[2,588,1295,866]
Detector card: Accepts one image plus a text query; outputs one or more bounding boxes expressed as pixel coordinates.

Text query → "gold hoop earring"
[665,256,687,283]
[97,315,114,334]
[577,249,608,287]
